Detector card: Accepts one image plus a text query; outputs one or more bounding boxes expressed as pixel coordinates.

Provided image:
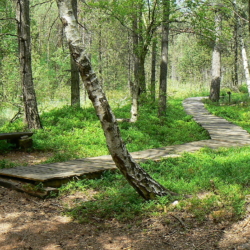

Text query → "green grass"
[60,146,249,222]
[58,89,250,223]
[0,97,210,161]
[204,90,250,133]
[1,88,250,224]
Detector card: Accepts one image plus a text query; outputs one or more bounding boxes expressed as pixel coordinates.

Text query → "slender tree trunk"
[16,0,42,129]
[130,14,140,123]
[158,0,170,117]
[56,0,175,200]
[138,5,146,93]
[70,0,80,107]
[249,0,250,34]
[151,38,157,101]
[209,8,221,102]
[240,36,250,94]
[98,23,104,86]
[232,10,238,86]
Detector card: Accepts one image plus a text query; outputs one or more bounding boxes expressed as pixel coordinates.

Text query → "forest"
[1,0,250,249]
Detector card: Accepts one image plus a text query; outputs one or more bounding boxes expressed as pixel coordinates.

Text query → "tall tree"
[130,10,141,122]
[70,0,80,107]
[91,0,161,121]
[209,4,222,102]
[239,26,250,94]
[16,0,42,129]
[56,0,176,200]
[232,3,239,86]
[158,0,170,117]
[150,38,157,101]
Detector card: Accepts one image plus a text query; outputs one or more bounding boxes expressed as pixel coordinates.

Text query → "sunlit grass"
[0,93,210,160]
[1,86,250,223]
[60,146,249,222]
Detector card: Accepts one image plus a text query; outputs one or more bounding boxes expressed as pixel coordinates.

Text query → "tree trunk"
[130,13,140,123]
[240,36,250,94]
[56,0,175,200]
[150,38,157,101]
[16,0,42,129]
[70,0,80,107]
[138,5,146,93]
[232,10,238,86]
[158,0,170,117]
[209,8,221,102]
[98,24,103,86]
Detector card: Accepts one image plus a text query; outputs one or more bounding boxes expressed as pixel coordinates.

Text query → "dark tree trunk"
[56,0,176,200]
[138,5,146,93]
[70,0,80,107]
[16,0,42,129]
[232,12,238,86]
[158,0,170,117]
[151,38,157,101]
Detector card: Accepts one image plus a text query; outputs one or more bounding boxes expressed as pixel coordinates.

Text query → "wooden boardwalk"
[1,97,250,197]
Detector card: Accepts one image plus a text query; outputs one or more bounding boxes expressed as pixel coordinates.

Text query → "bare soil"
[1,151,250,250]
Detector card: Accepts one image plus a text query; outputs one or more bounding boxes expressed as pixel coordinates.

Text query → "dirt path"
[1,184,250,250]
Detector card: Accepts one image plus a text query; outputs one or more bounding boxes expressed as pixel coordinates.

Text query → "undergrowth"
[59,88,250,223]
[60,146,249,222]
[1,88,250,224]
[0,97,210,161]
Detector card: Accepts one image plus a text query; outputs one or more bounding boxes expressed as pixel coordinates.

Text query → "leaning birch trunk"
[17,0,42,129]
[209,7,221,102]
[56,0,175,200]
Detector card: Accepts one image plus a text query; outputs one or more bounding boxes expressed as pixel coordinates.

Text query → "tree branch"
[31,0,53,8]
[0,33,20,38]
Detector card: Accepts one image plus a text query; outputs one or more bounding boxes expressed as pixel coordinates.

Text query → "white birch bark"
[240,37,250,95]
[209,8,221,102]
[56,0,175,200]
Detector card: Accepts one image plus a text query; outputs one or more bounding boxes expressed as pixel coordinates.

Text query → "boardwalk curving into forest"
[0,97,250,196]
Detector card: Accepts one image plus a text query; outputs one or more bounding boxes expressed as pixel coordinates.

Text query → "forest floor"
[1,152,250,250]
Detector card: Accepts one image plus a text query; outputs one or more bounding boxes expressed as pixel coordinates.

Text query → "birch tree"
[240,27,250,94]
[209,5,222,102]
[56,0,176,200]
[16,0,42,129]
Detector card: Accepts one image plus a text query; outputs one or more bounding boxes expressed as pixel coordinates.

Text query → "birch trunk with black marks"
[130,13,140,123]
[16,0,42,129]
[209,7,221,102]
[56,0,175,200]
[70,0,80,107]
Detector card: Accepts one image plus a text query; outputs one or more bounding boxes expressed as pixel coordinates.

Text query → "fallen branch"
[170,214,188,229]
